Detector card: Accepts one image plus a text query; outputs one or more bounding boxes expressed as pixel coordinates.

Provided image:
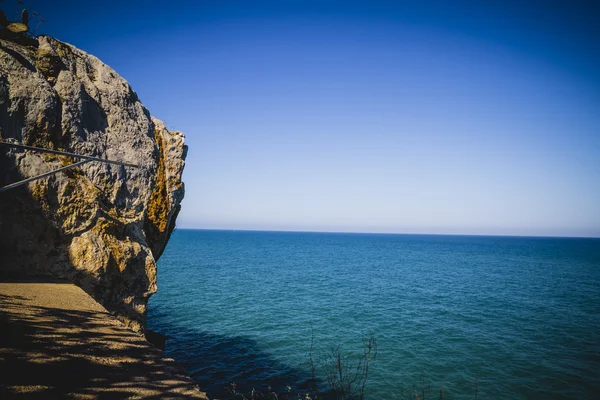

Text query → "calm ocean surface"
[147,230,600,399]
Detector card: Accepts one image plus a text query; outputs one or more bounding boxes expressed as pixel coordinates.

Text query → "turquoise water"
[147,230,600,399]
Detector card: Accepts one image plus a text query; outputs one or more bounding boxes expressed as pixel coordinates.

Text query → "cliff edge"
[0,35,187,333]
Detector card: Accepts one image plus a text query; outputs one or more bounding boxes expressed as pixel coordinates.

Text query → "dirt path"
[0,281,208,399]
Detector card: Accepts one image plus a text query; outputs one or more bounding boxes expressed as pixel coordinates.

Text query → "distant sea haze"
[148,230,600,399]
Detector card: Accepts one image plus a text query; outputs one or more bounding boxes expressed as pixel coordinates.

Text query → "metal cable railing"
[0,141,141,193]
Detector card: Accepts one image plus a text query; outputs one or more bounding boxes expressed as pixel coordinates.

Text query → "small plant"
[302,331,377,400]
[21,8,28,25]
[0,0,46,40]
[225,331,376,400]
[30,11,46,35]
[319,333,377,400]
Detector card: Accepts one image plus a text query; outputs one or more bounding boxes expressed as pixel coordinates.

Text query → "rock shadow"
[0,42,35,72]
[148,315,323,399]
[0,289,204,398]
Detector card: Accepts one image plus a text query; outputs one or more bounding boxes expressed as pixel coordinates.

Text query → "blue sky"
[15,0,600,237]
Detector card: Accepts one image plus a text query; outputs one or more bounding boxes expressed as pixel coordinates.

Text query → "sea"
[147,229,600,399]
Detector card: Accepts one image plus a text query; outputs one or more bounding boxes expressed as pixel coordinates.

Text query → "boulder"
[0,35,187,333]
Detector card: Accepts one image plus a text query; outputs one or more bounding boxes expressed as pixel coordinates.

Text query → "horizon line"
[174,227,600,240]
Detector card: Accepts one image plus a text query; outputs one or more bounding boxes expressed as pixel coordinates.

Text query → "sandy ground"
[0,281,208,399]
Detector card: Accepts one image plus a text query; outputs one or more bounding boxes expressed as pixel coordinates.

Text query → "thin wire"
[0,141,141,168]
[0,159,92,193]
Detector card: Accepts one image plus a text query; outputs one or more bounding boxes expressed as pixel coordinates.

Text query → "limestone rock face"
[0,36,187,332]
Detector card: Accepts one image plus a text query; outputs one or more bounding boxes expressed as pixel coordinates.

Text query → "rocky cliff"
[0,35,187,333]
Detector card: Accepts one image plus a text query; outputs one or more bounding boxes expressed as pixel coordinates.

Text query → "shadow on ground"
[0,283,206,399]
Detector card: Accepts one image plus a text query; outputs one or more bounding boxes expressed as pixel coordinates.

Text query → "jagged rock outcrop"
[0,35,187,333]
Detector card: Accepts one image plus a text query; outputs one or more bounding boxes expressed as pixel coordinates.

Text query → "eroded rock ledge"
[0,35,187,333]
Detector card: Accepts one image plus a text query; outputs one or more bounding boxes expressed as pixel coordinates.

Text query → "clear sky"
[14,0,600,237]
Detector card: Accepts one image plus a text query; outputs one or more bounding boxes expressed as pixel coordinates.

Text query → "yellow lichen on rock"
[145,129,170,239]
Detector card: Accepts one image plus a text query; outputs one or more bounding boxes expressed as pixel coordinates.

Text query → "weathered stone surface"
[0,36,187,333]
